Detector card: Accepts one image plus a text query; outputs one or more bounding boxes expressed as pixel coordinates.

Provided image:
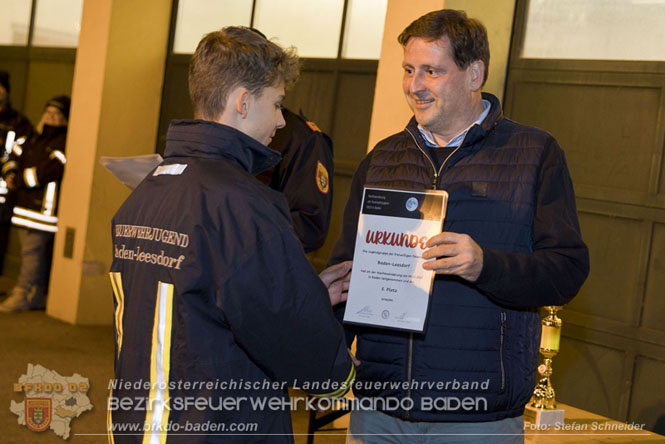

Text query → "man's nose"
[408,72,425,94]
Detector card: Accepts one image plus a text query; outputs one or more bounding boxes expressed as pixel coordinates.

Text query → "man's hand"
[422,232,483,282]
[319,261,352,306]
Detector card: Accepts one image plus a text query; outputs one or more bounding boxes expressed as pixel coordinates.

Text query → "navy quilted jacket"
[329,93,589,422]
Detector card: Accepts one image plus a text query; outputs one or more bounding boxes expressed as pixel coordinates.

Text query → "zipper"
[404,127,470,190]
[401,127,473,417]
[500,310,506,391]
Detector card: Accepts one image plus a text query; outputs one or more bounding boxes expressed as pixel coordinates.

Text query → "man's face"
[402,36,475,137]
[0,85,7,109]
[244,82,286,146]
[42,105,67,127]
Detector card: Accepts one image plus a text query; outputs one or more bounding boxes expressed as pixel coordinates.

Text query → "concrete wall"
[47,0,171,324]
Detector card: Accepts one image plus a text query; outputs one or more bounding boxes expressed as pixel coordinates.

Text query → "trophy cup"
[523,306,565,427]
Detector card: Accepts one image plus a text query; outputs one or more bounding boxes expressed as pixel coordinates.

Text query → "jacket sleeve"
[474,139,590,308]
[218,225,355,398]
[7,153,65,190]
[273,128,334,253]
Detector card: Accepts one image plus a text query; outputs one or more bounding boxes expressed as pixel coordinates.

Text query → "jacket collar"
[40,124,68,139]
[164,119,281,175]
[405,92,504,148]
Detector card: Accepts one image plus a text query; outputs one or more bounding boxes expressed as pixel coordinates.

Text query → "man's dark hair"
[189,26,300,120]
[398,9,489,86]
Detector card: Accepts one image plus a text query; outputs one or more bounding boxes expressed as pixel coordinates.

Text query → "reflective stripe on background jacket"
[2,124,66,233]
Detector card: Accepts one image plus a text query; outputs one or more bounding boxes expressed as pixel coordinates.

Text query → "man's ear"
[468,60,485,91]
[234,88,251,119]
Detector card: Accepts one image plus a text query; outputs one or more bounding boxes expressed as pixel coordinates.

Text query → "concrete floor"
[0,275,347,444]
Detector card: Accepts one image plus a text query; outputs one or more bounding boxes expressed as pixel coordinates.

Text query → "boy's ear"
[235,88,251,118]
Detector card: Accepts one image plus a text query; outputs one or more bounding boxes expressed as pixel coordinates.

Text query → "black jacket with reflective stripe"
[3,124,66,232]
[110,120,353,443]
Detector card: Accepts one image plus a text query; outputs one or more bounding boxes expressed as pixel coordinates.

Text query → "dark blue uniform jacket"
[110,120,354,443]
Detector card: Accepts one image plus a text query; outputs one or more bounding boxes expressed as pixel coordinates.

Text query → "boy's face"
[243,82,286,146]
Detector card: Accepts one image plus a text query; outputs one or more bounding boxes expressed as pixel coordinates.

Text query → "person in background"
[329,10,589,443]
[247,28,334,254]
[258,107,334,253]
[0,95,69,312]
[0,70,33,276]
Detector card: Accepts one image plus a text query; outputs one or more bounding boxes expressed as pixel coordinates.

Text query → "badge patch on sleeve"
[316,161,330,194]
[306,121,321,132]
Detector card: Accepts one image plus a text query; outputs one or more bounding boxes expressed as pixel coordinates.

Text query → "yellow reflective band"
[49,150,67,164]
[2,161,18,175]
[12,145,22,156]
[11,216,58,232]
[310,364,356,399]
[42,182,57,216]
[109,273,125,358]
[0,197,5,204]
[107,388,116,444]
[14,206,58,224]
[143,282,174,444]
[24,167,38,188]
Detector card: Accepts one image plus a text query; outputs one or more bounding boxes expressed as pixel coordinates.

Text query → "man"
[0,70,33,275]
[108,27,355,443]
[258,107,334,253]
[329,10,589,443]
[0,95,69,312]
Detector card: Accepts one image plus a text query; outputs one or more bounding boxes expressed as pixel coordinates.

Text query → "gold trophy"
[524,306,565,426]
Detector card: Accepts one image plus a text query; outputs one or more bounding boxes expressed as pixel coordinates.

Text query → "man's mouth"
[412,96,434,105]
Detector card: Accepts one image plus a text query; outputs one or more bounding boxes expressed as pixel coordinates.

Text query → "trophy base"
[524,405,565,427]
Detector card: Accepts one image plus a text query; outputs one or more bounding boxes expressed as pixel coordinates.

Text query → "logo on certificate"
[381,310,390,319]
[405,197,418,212]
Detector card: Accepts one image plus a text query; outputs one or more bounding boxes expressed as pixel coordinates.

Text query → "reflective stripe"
[143,282,173,444]
[109,273,125,358]
[24,167,38,188]
[0,197,5,204]
[153,164,187,176]
[11,216,58,232]
[42,182,57,216]
[14,207,58,224]
[107,388,116,444]
[12,145,22,156]
[310,364,356,399]
[2,161,18,175]
[4,130,14,152]
[50,150,67,164]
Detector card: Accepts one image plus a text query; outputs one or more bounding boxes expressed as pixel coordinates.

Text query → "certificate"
[343,187,448,333]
